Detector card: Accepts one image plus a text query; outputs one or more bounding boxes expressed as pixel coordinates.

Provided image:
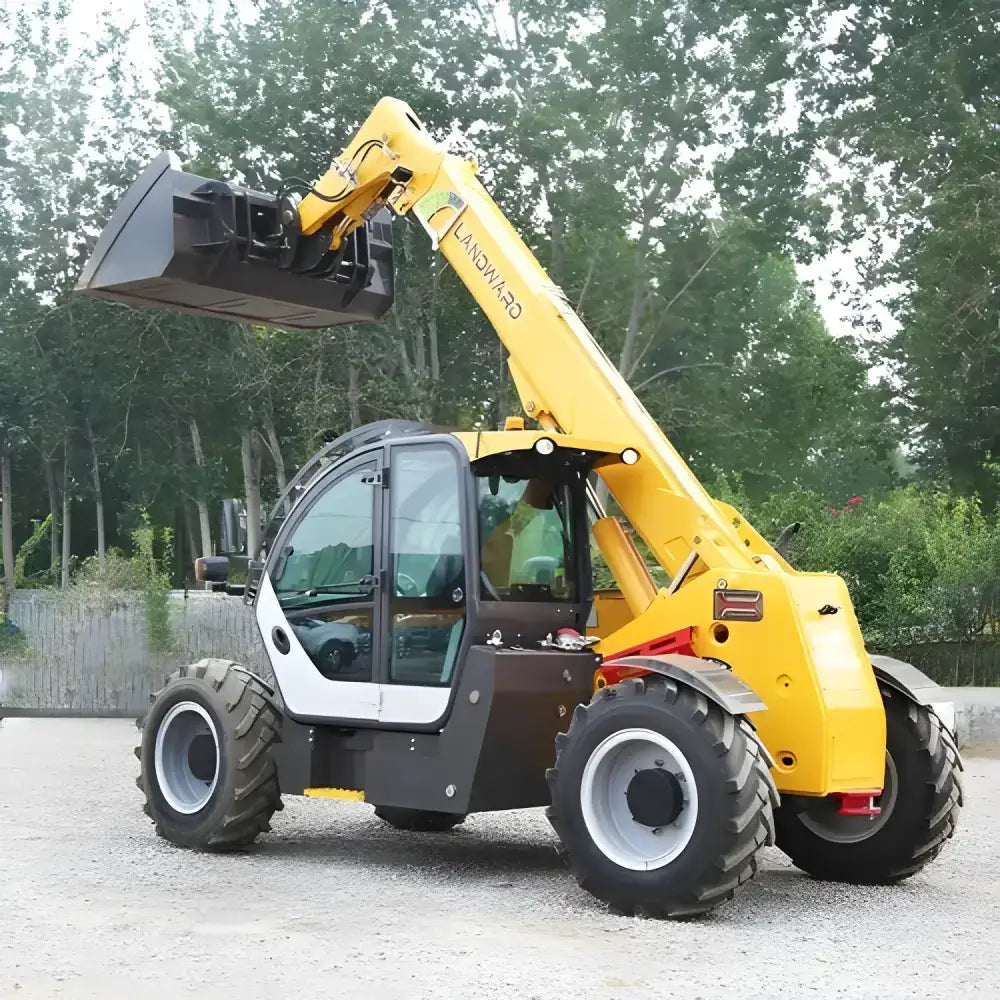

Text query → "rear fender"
[869,654,960,746]
[869,655,942,706]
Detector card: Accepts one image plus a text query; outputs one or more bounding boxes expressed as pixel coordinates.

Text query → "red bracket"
[837,792,882,817]
[596,627,696,687]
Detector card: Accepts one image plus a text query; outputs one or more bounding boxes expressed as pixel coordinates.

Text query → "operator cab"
[253,422,629,729]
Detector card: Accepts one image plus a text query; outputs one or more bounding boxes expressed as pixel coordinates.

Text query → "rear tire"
[373,806,466,832]
[135,658,283,850]
[774,686,963,883]
[546,676,778,918]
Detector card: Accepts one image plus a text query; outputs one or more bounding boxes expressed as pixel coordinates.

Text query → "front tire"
[136,659,283,850]
[774,686,963,883]
[546,677,778,918]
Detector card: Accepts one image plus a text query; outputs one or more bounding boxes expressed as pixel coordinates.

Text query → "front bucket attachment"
[76,152,394,331]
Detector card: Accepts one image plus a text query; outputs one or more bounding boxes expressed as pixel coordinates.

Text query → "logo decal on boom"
[452,220,523,321]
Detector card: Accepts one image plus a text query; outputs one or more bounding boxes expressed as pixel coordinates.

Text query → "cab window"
[477,475,577,602]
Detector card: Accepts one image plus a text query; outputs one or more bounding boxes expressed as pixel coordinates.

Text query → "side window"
[273,464,376,684]
[272,465,374,606]
[389,445,465,687]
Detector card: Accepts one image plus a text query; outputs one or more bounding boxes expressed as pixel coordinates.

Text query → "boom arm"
[295,98,763,598]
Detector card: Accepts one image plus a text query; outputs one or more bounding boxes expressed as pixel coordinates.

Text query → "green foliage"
[131,512,175,656]
[0,609,29,658]
[14,515,51,588]
[713,474,1000,648]
[1,0,997,673]
[806,2,1000,504]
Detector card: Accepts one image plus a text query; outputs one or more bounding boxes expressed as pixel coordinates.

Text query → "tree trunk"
[347,364,362,429]
[618,206,656,381]
[44,454,60,577]
[549,193,565,284]
[429,256,443,383]
[61,439,71,589]
[262,417,290,514]
[182,500,198,573]
[85,418,105,571]
[1,436,14,600]
[311,352,325,444]
[241,427,262,558]
[188,417,213,557]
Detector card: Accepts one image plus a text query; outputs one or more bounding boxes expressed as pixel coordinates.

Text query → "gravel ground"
[1,718,998,1000]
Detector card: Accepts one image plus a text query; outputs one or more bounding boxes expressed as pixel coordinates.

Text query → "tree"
[802,1,1000,502]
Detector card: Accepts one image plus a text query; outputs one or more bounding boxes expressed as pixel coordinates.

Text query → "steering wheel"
[395,572,422,597]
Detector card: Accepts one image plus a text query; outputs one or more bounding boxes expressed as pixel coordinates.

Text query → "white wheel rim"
[154,701,221,815]
[580,727,699,871]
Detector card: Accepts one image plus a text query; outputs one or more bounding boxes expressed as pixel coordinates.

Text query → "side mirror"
[774,522,801,562]
[219,498,248,555]
[194,555,230,583]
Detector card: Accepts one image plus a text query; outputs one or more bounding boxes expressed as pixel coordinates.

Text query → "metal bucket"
[75,152,394,330]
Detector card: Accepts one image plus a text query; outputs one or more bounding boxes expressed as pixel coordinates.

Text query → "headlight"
[535,438,556,455]
[621,448,640,465]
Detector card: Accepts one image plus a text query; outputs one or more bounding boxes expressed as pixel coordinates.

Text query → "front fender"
[601,654,767,717]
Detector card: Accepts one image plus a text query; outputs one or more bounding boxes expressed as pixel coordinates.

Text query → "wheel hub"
[580,728,699,871]
[626,767,684,828]
[154,701,221,815]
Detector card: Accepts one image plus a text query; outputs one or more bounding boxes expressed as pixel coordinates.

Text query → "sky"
[52,0,894,351]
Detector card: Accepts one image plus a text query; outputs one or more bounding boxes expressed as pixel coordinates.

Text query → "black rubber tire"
[372,806,466,832]
[135,658,283,850]
[546,676,778,918]
[774,685,963,884]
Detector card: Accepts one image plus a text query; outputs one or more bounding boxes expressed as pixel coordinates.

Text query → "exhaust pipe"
[75,152,394,330]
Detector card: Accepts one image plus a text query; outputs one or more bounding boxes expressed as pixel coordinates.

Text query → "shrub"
[711,475,1000,647]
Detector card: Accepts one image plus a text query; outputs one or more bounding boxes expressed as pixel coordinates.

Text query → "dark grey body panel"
[869,655,943,707]
[273,645,598,813]
[607,654,768,716]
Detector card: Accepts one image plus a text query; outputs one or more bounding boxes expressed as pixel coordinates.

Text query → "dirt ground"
[2,717,998,999]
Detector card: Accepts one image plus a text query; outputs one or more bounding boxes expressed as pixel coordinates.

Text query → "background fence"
[0,589,270,716]
[1,589,997,717]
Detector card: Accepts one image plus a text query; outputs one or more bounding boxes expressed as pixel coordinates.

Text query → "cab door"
[378,440,469,726]
[255,453,384,722]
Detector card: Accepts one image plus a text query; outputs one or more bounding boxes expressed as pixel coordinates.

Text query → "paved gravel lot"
[1,718,998,1000]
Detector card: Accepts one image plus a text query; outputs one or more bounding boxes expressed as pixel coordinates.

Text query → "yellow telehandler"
[76,97,962,917]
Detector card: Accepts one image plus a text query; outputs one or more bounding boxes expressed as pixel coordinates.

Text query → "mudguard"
[603,654,767,717]
[869,654,943,707]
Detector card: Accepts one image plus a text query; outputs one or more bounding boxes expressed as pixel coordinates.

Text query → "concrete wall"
[0,589,269,716]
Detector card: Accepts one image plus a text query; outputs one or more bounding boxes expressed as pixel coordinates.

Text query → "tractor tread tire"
[546,676,777,919]
[775,684,963,884]
[135,658,283,851]
[373,806,466,832]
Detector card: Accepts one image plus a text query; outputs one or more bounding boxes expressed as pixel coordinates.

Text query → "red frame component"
[596,627,696,687]
[837,792,882,817]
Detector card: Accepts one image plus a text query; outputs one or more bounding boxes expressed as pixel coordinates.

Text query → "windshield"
[476,475,578,602]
